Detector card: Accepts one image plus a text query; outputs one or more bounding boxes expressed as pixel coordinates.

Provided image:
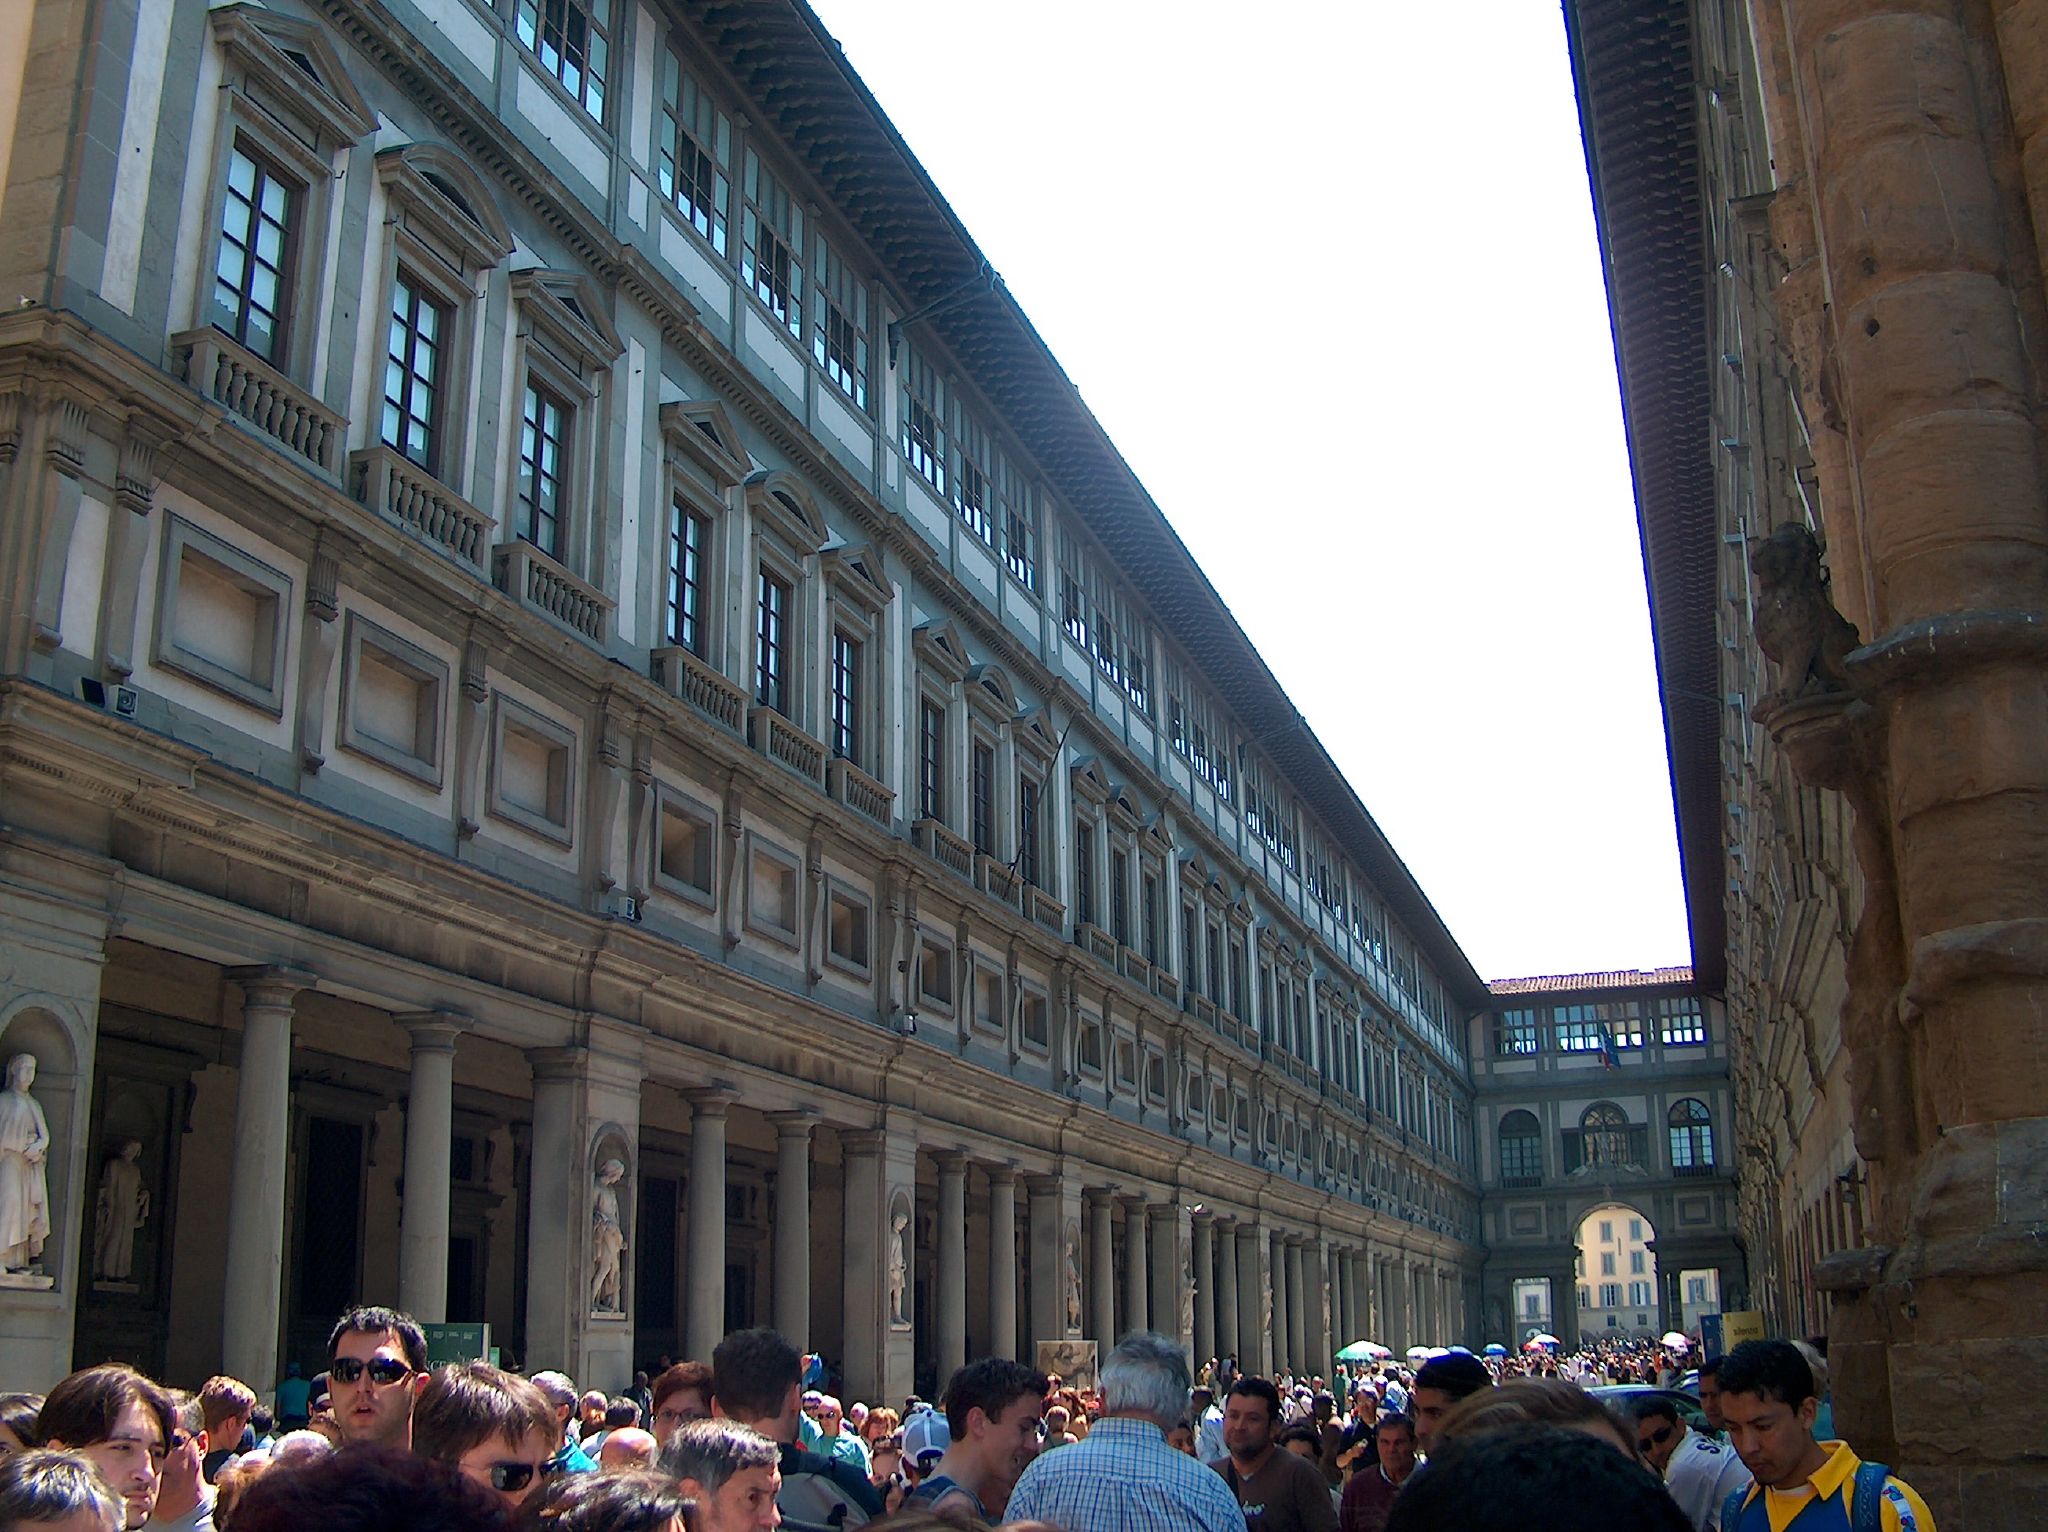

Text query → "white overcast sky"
[805,0,1692,984]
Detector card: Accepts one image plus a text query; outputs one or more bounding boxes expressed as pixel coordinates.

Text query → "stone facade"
[0,0,1480,1396]
[1570,0,2048,1519]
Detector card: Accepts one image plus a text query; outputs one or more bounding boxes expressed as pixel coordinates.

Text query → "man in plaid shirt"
[1005,1332,1247,1532]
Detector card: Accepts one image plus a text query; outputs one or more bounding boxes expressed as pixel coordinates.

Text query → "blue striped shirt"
[1005,1416,1249,1532]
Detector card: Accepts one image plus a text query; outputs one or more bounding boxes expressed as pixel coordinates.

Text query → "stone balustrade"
[650,646,746,734]
[828,755,893,826]
[350,445,494,565]
[748,706,826,785]
[493,539,611,645]
[174,329,344,475]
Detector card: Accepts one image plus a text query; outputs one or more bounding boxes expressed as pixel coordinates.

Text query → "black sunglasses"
[1637,1424,1676,1450]
[329,1356,413,1386]
[488,1463,539,1493]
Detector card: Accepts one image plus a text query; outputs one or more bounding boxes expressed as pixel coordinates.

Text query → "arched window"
[1581,1102,1632,1168]
[1499,1109,1542,1186]
[1669,1098,1714,1174]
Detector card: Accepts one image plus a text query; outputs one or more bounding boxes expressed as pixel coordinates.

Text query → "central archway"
[1573,1201,1658,1339]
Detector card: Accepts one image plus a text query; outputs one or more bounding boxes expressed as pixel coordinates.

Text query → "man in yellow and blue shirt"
[1716,1340,1936,1532]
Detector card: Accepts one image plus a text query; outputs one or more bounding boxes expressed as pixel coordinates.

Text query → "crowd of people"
[0,1308,1937,1532]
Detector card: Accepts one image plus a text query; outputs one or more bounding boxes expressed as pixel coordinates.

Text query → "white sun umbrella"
[1662,1331,1692,1350]
[1404,1344,1433,1361]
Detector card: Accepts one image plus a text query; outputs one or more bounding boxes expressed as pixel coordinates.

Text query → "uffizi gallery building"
[0,0,1749,1404]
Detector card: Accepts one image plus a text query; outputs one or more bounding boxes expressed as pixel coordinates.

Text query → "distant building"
[1470,969,1739,1348]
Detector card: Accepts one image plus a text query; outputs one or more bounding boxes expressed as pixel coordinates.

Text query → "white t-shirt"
[1664,1427,1751,1532]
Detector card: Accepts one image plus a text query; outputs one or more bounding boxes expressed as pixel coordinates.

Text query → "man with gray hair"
[0,1448,123,1532]
[528,1372,597,1475]
[657,1418,782,1532]
[1003,1332,1247,1532]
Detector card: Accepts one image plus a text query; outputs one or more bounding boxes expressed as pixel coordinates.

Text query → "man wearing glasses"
[1630,1396,1748,1532]
[327,1304,430,1449]
[412,1361,556,1512]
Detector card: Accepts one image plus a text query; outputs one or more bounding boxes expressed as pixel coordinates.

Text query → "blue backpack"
[1722,1460,1892,1532]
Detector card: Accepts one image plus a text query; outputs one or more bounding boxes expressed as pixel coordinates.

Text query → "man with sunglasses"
[412,1362,556,1512]
[326,1305,429,1449]
[1630,1396,1747,1532]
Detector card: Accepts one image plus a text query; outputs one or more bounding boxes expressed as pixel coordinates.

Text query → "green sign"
[422,1322,492,1366]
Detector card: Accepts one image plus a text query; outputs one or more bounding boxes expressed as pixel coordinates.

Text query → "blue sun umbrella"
[1483,1344,1509,1357]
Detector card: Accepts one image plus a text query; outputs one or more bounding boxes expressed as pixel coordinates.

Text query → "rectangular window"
[830,630,861,761]
[214,143,294,364]
[1074,821,1095,927]
[1000,465,1037,589]
[1228,940,1247,1019]
[518,378,569,558]
[1141,872,1160,965]
[952,408,994,544]
[1656,997,1708,1045]
[918,699,945,821]
[1205,925,1222,1008]
[1109,852,1129,947]
[658,53,730,256]
[812,233,868,410]
[1630,1218,1644,1240]
[1182,909,1200,998]
[382,274,446,470]
[1494,1009,1541,1055]
[1600,1283,1621,1308]
[900,341,946,494]
[1499,1133,1543,1183]
[666,504,709,653]
[754,568,789,714]
[1600,1220,1614,1242]
[741,151,803,338]
[1018,776,1041,889]
[1600,1252,1616,1276]
[1555,1006,1605,1052]
[970,741,995,855]
[517,0,609,122]
[1630,1250,1645,1274]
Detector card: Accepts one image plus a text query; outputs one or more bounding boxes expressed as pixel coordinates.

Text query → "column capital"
[840,1128,888,1156]
[1023,1172,1066,1197]
[229,966,316,1007]
[1118,1191,1151,1214]
[984,1165,1019,1189]
[932,1149,971,1175]
[1086,1184,1121,1205]
[766,1108,819,1138]
[685,1084,740,1118]
[527,1045,587,1084]
[397,1011,470,1053]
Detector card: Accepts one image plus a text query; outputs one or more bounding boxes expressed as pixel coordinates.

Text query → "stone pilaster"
[986,1167,1018,1360]
[1191,1213,1217,1368]
[934,1151,968,1384]
[768,1110,815,1349]
[1087,1189,1116,1347]
[1121,1194,1149,1336]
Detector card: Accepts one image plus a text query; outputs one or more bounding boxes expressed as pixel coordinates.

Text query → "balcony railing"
[1076,923,1118,966]
[1671,1160,1719,1179]
[650,646,746,734]
[174,329,344,475]
[351,445,494,566]
[1120,949,1153,986]
[747,705,826,786]
[1152,969,1182,1006]
[913,818,975,881]
[1561,1125,1651,1176]
[976,853,1022,908]
[494,539,611,645]
[828,756,893,826]
[1025,885,1065,934]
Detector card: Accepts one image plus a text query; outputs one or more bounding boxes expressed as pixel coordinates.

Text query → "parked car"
[1586,1384,1711,1434]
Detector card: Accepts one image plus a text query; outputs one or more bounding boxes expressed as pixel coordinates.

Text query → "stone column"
[1088,1190,1116,1347]
[1235,1221,1266,1374]
[684,1092,731,1362]
[1270,1231,1291,1372]
[1152,1202,1191,1355]
[1285,1238,1307,1374]
[935,1152,968,1384]
[397,1012,467,1323]
[987,1168,1018,1359]
[1216,1217,1241,1362]
[1327,1245,1343,1351]
[1192,1213,1216,1368]
[1387,1258,1408,1352]
[222,969,311,1391]
[1355,1252,1374,1342]
[768,1111,815,1349]
[1305,1241,1329,1371]
[1121,1195,1149,1336]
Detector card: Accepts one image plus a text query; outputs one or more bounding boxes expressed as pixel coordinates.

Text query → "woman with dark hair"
[1386,1427,1689,1532]
[516,1469,697,1532]
[231,1444,513,1532]
[0,1392,43,1453]
[1431,1378,1640,1462]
